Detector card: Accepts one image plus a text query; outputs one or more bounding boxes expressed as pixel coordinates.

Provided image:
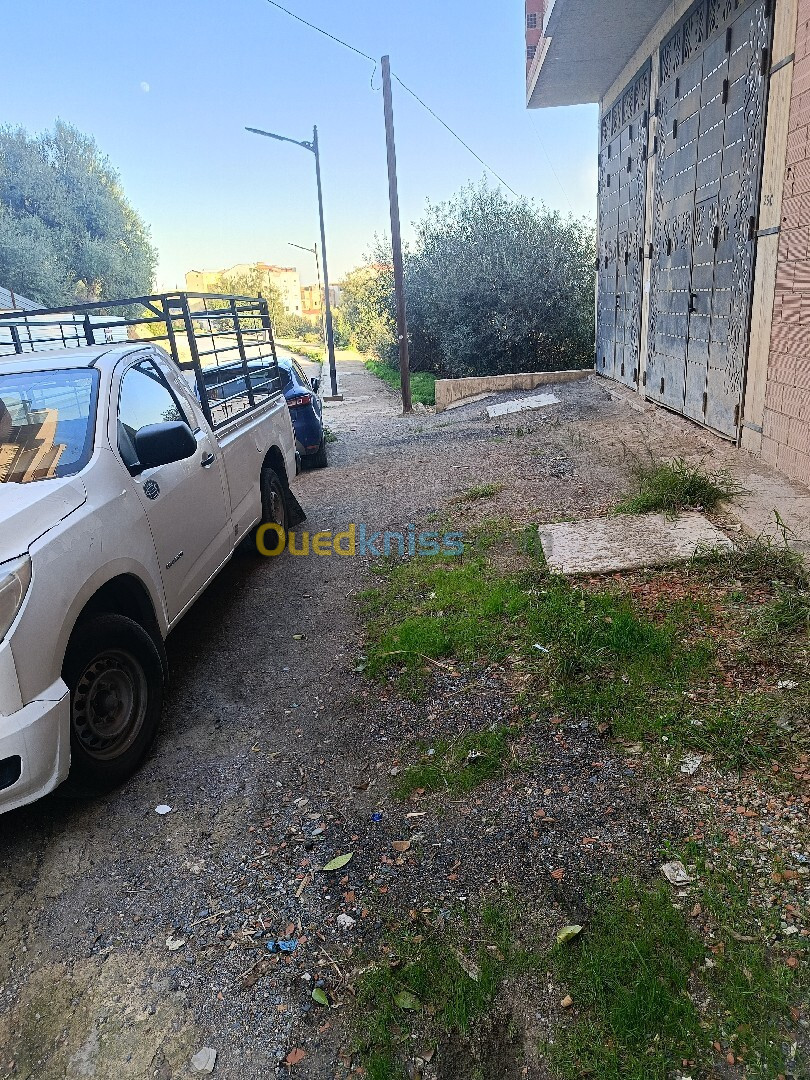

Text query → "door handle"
[689,292,698,314]
[201,452,216,468]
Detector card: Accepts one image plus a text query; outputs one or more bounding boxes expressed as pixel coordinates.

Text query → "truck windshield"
[0,369,98,484]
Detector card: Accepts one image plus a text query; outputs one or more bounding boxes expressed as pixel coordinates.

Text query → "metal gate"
[646,0,773,438]
[597,63,651,388]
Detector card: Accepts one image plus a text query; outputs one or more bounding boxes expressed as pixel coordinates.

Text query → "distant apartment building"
[185,264,302,315]
[300,284,343,324]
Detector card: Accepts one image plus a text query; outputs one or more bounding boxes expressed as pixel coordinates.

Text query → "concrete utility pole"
[381,55,412,414]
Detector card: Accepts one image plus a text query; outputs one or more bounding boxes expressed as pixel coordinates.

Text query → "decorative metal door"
[596,63,651,388]
[647,0,772,438]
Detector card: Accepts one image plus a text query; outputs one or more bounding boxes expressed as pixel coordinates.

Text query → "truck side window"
[118,360,188,470]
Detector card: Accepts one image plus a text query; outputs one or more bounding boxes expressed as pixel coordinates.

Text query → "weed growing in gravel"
[393,727,513,799]
[616,457,740,515]
[354,904,538,1078]
[455,482,503,502]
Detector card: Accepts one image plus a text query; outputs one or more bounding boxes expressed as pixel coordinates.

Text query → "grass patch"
[549,879,704,1078]
[354,904,537,1077]
[616,457,740,515]
[394,727,512,798]
[323,425,338,444]
[361,528,808,772]
[549,873,807,1079]
[366,357,437,406]
[454,482,503,503]
[363,545,711,716]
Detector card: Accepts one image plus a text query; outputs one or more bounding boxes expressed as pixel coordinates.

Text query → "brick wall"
[764,1,810,484]
[525,1,545,70]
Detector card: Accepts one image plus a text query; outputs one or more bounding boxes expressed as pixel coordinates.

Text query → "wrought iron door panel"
[647,0,772,437]
[705,0,770,435]
[596,63,650,388]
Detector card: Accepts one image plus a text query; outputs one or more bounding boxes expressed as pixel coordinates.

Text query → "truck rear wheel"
[62,614,164,795]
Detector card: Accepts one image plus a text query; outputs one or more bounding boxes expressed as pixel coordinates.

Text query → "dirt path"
[0,362,806,1079]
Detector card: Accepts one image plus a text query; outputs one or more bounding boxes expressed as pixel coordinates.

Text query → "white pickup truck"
[0,292,303,813]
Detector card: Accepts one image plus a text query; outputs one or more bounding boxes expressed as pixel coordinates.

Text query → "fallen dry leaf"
[285,1048,306,1066]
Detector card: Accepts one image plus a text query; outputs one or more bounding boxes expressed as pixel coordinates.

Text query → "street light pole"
[245,124,340,399]
[311,126,338,399]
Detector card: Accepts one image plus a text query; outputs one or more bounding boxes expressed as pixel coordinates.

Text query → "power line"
[392,75,521,199]
[528,115,573,213]
[262,0,375,63]
[259,0,522,199]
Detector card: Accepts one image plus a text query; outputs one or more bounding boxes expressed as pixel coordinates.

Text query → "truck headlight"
[0,556,32,643]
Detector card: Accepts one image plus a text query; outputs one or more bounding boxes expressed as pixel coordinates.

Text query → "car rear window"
[0,369,98,484]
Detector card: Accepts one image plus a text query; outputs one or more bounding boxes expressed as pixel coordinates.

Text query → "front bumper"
[0,684,71,814]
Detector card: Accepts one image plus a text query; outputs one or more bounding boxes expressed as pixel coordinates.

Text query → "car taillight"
[289,394,312,407]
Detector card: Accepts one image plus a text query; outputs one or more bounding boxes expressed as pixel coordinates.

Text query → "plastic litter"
[190,1048,217,1074]
[661,860,693,886]
[155,805,172,815]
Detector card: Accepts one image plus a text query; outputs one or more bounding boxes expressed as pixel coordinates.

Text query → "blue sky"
[7,0,597,288]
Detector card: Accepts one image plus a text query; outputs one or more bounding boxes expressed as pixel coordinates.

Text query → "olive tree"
[342,182,596,377]
[0,121,157,306]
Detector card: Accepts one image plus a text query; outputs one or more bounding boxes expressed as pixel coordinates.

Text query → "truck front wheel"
[260,468,289,535]
[62,614,164,794]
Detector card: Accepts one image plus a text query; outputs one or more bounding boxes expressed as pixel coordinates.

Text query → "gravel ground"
[0,359,805,1079]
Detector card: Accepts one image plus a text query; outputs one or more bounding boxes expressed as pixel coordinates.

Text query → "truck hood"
[0,477,87,563]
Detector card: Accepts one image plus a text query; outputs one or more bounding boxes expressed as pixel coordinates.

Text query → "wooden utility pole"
[381,55,412,414]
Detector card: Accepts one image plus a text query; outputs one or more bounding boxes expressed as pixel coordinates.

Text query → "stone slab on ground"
[486,393,560,420]
[538,512,734,575]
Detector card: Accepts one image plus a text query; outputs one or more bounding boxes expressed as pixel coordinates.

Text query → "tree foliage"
[208,267,285,325]
[341,182,596,377]
[0,121,157,306]
[335,263,395,356]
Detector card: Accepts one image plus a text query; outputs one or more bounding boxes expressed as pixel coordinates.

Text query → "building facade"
[185,264,302,316]
[528,0,810,486]
[300,284,342,325]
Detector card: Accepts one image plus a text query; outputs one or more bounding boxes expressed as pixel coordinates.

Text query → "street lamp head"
[245,127,314,153]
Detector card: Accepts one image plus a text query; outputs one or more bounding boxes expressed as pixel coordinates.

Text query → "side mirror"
[134,422,197,470]
[311,377,321,394]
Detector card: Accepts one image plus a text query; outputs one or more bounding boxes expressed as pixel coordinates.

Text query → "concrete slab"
[487,393,560,420]
[538,512,735,575]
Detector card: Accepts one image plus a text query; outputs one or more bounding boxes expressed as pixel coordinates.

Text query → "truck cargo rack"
[0,292,282,430]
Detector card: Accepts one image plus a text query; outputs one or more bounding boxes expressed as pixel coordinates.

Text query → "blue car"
[278,357,327,468]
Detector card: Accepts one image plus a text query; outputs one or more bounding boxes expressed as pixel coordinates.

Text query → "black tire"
[260,467,289,534]
[61,614,164,795]
[310,439,328,469]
